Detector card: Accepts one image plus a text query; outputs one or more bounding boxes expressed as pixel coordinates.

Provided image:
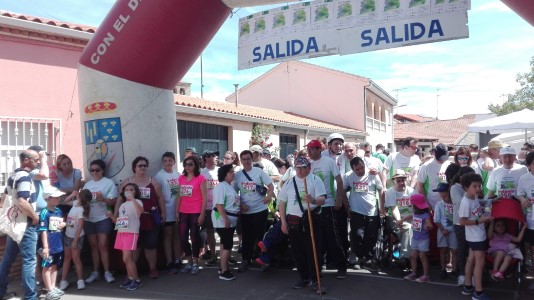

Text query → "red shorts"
[114,232,138,251]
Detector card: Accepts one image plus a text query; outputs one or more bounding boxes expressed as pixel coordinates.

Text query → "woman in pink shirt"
[176,156,207,275]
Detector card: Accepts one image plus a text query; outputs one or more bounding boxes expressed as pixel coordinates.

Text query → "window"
[279,134,297,158]
[177,120,228,159]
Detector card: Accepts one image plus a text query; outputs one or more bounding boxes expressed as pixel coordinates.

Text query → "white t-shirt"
[384,152,421,183]
[385,186,414,220]
[487,164,528,198]
[321,149,347,174]
[458,196,486,242]
[450,183,465,225]
[310,156,340,207]
[115,199,143,234]
[517,172,534,229]
[261,158,280,177]
[201,166,220,210]
[154,169,180,222]
[417,159,451,209]
[363,156,383,172]
[234,167,273,214]
[278,174,326,217]
[83,177,118,223]
[212,181,240,228]
[433,200,454,231]
[343,171,383,216]
[65,200,84,238]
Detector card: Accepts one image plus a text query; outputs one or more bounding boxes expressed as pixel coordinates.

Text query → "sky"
[1,0,533,120]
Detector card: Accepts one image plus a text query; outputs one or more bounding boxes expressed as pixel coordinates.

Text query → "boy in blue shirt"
[39,187,66,300]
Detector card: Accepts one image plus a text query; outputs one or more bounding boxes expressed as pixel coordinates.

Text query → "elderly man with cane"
[279,156,327,295]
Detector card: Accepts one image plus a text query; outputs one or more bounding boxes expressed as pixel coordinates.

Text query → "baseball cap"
[294,156,311,167]
[262,148,271,156]
[327,133,344,144]
[391,169,407,178]
[499,146,516,156]
[185,146,197,153]
[434,143,448,162]
[250,145,263,153]
[43,186,65,199]
[432,182,450,193]
[306,140,322,148]
[488,139,504,150]
[202,150,219,158]
[410,194,429,209]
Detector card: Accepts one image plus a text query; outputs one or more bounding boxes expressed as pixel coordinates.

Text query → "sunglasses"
[90,168,101,173]
[136,164,148,168]
[184,162,195,167]
[457,156,469,161]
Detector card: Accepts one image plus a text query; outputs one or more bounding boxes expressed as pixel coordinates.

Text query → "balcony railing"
[366,116,387,133]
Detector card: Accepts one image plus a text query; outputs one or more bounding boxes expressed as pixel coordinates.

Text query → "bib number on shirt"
[398,197,410,207]
[353,182,369,193]
[139,187,151,199]
[115,216,129,230]
[207,180,218,189]
[412,217,422,232]
[49,216,63,231]
[180,185,193,197]
[241,181,256,192]
[67,216,76,227]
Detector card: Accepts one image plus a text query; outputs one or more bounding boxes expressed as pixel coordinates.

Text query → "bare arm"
[17,197,39,225]
[334,174,344,209]
[33,151,49,180]
[152,180,166,222]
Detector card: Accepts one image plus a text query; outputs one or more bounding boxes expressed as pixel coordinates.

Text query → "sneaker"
[458,275,466,286]
[348,253,358,266]
[58,280,69,291]
[491,271,504,281]
[472,292,490,300]
[53,288,64,296]
[237,243,242,253]
[104,271,115,283]
[255,258,270,272]
[76,280,85,290]
[311,282,328,295]
[191,264,200,275]
[181,263,193,274]
[416,275,430,283]
[462,286,474,296]
[174,260,183,269]
[85,272,100,283]
[45,290,60,300]
[148,270,159,279]
[291,279,311,289]
[201,251,212,260]
[166,263,178,275]
[238,260,249,273]
[206,258,217,266]
[219,270,236,281]
[404,273,418,281]
[363,259,379,271]
[228,258,238,265]
[119,278,134,289]
[258,241,268,253]
[336,268,347,279]
[126,280,142,291]
[440,269,448,279]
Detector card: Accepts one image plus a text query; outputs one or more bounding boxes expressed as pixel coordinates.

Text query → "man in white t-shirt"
[383,137,421,188]
[416,143,451,210]
[250,145,280,183]
[307,139,347,279]
[200,150,220,265]
[359,142,386,189]
[343,142,357,174]
[487,146,528,200]
[321,133,347,174]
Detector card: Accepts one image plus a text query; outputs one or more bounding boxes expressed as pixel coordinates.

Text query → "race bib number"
[398,197,410,207]
[438,172,447,183]
[115,216,129,230]
[67,216,76,227]
[412,217,422,232]
[235,196,241,207]
[241,181,256,192]
[139,187,151,199]
[207,179,218,189]
[91,192,98,201]
[49,216,63,231]
[353,182,369,193]
[445,203,454,215]
[471,206,483,218]
[180,185,193,197]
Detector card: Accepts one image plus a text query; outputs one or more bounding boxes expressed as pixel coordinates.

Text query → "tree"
[488,56,534,116]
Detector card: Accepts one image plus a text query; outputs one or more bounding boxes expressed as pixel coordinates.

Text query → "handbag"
[150,206,163,226]
[0,171,29,244]
[242,169,267,196]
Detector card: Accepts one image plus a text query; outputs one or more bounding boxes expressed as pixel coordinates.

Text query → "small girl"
[113,183,144,291]
[487,219,526,280]
[433,182,458,279]
[59,189,91,291]
[404,193,433,283]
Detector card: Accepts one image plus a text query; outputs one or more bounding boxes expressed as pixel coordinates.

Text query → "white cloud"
[475,1,512,13]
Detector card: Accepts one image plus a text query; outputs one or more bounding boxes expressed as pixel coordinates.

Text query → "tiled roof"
[394,114,477,145]
[175,95,364,134]
[394,114,436,123]
[0,10,96,33]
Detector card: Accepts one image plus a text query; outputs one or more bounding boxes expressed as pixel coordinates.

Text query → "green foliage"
[250,123,273,148]
[488,56,534,116]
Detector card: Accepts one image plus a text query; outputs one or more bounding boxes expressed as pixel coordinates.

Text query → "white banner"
[238,0,470,70]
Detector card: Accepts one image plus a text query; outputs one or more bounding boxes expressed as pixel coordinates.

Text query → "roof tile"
[0,10,96,33]
[394,115,477,145]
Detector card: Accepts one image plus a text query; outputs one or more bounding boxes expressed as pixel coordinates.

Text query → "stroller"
[374,216,402,270]
[488,198,526,300]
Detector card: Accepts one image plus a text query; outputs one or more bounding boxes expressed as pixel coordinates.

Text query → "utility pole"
[436,88,440,120]
[200,54,204,99]
[392,88,407,115]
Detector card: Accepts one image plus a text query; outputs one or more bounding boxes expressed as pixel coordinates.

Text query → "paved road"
[6,263,529,300]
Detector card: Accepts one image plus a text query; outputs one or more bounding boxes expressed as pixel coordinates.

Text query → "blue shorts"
[467,240,487,251]
[84,218,113,235]
[42,252,64,268]
[411,238,429,252]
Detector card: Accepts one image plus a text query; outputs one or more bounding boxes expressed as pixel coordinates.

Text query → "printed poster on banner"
[237,0,471,70]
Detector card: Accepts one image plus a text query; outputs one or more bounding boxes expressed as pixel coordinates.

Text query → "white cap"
[327,133,344,144]
[499,146,516,156]
[43,186,65,199]
[249,145,262,153]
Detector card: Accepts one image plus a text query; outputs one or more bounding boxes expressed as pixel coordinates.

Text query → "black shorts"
[467,240,487,251]
[42,252,64,268]
[138,228,160,249]
[202,210,214,230]
[525,229,534,245]
[163,221,176,227]
[216,227,236,251]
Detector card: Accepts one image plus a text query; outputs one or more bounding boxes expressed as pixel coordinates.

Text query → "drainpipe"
[234,84,239,107]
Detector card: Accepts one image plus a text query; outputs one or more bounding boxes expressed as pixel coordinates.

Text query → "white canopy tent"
[467,109,534,142]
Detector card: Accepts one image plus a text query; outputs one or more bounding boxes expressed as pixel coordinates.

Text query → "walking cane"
[303,179,324,298]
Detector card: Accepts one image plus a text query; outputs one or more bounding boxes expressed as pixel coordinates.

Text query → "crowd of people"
[1,136,534,300]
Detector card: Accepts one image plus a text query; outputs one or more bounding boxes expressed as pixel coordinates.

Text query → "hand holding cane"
[303,179,323,298]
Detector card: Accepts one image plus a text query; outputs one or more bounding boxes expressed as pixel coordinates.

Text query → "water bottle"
[38,248,53,263]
